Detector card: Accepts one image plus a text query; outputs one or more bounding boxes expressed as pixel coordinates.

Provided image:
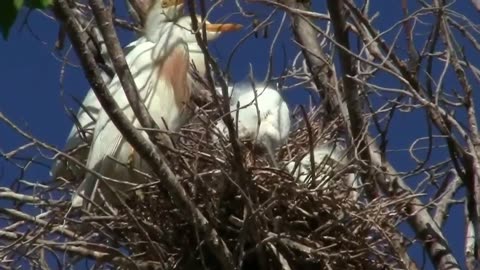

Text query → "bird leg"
[266,146,279,168]
[262,136,279,168]
[127,146,136,170]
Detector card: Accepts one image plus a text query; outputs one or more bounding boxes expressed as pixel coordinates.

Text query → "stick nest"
[3,102,411,269]
[98,105,409,269]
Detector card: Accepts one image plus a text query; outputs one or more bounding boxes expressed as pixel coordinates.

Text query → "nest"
[70,104,408,270]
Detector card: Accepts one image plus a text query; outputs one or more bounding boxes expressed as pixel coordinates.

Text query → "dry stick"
[466,201,476,270]
[325,4,418,269]
[52,1,235,269]
[276,1,457,269]
[326,0,377,197]
[185,0,256,226]
[275,0,352,154]
[80,0,178,261]
[368,139,460,270]
[0,230,148,269]
[0,188,54,206]
[0,112,120,195]
[346,1,462,268]
[186,1,267,268]
[0,208,78,239]
[277,0,337,111]
[186,0,248,178]
[126,0,150,26]
[401,0,420,73]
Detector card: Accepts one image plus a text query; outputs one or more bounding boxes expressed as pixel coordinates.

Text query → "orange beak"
[205,23,243,33]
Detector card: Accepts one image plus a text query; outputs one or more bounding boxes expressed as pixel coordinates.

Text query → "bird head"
[149,0,184,21]
[145,0,184,41]
[174,15,243,43]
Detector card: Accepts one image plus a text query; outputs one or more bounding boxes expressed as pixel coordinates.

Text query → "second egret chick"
[215,83,290,167]
[286,142,362,200]
[286,142,348,186]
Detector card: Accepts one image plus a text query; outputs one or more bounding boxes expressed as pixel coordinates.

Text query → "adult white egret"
[214,82,291,167]
[52,0,241,187]
[71,15,243,209]
[123,0,185,53]
[50,0,185,183]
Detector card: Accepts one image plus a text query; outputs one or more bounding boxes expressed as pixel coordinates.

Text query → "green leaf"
[0,0,24,40]
[27,0,52,9]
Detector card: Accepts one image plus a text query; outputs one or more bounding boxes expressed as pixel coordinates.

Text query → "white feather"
[50,41,166,181]
[72,35,188,208]
[51,9,240,182]
[70,14,242,209]
[286,142,362,200]
[214,83,291,165]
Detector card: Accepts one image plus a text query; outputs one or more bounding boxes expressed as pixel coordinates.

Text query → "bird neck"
[186,43,207,78]
[144,9,180,42]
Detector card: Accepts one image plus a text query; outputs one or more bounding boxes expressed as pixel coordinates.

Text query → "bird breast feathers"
[156,43,190,110]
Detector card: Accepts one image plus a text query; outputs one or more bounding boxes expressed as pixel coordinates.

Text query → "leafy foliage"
[0,0,52,40]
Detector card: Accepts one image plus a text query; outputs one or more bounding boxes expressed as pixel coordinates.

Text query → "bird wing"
[63,41,155,152]
[124,37,147,55]
[73,38,191,208]
[72,41,158,208]
[52,41,157,182]
[71,101,130,208]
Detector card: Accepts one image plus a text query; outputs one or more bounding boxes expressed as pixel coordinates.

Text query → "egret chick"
[286,142,361,200]
[214,83,290,167]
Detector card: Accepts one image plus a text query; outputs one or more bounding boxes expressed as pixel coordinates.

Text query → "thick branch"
[326,0,377,197]
[277,0,338,113]
[278,0,460,268]
[88,0,156,132]
[368,139,460,269]
[433,171,463,227]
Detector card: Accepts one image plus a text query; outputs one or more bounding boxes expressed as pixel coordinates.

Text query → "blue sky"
[0,0,478,268]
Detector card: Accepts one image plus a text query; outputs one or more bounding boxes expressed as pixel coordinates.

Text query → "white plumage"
[68,11,242,208]
[286,142,348,185]
[214,83,291,166]
[286,142,362,200]
[50,0,185,182]
[51,0,242,188]
[71,22,188,209]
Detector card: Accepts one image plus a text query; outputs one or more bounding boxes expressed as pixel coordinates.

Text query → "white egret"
[52,0,241,186]
[50,0,185,183]
[214,82,291,167]
[286,142,361,200]
[71,14,243,209]
[123,0,185,53]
